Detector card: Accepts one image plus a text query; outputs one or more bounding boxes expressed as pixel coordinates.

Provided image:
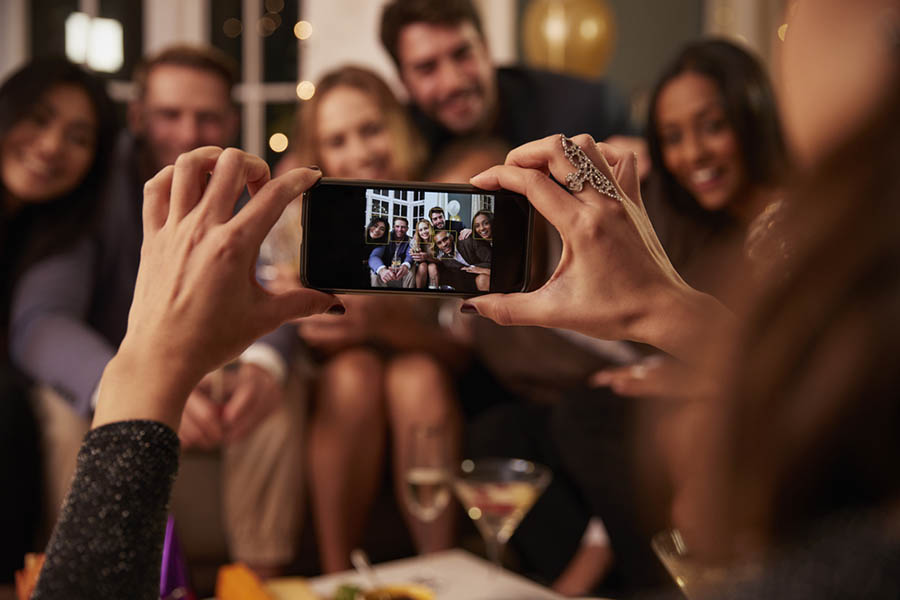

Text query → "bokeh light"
[223,18,242,38]
[294,20,313,40]
[269,133,289,153]
[296,80,316,100]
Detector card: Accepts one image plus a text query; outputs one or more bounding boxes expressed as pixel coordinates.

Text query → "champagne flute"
[404,425,452,524]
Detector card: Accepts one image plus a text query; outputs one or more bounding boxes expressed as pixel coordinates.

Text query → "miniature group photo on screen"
[364,188,494,293]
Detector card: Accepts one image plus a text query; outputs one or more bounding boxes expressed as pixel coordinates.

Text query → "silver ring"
[560,134,623,202]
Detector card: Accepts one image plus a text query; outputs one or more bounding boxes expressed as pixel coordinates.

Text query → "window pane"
[30,0,79,60]
[98,0,143,79]
[263,0,299,82]
[265,102,297,168]
[211,0,243,81]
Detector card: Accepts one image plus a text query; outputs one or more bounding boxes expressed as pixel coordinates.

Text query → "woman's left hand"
[94,147,338,430]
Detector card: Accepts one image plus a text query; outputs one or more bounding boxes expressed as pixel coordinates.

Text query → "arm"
[9,238,112,417]
[368,245,387,273]
[34,148,337,599]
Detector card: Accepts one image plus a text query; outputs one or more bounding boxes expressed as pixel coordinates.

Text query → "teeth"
[691,168,718,185]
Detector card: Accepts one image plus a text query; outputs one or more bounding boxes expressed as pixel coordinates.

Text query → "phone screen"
[301,179,532,295]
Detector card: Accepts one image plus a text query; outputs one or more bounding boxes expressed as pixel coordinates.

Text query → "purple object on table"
[160,514,195,600]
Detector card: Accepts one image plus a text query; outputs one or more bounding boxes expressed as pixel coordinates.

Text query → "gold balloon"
[521,0,617,78]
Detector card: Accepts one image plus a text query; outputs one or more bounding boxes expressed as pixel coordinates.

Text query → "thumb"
[465,291,550,328]
[265,288,340,326]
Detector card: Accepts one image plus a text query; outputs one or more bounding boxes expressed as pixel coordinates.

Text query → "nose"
[346,134,372,166]
[436,59,468,96]
[176,115,203,150]
[35,125,66,158]
[682,130,709,165]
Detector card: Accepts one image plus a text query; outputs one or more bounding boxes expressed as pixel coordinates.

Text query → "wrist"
[92,339,199,431]
[633,283,733,363]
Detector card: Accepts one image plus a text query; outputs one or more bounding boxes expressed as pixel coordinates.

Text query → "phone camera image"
[301,179,531,296]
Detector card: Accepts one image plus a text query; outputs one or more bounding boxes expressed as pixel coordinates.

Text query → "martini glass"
[651,529,731,599]
[452,458,552,568]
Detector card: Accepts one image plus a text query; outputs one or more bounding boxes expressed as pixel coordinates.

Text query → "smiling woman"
[0,56,116,584]
[642,39,788,295]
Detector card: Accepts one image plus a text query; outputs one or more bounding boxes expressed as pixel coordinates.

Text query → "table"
[306,549,565,600]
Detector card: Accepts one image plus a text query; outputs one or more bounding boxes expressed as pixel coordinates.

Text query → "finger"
[263,287,340,331]
[169,147,224,221]
[180,408,217,449]
[222,387,255,443]
[506,134,627,205]
[183,392,224,445]
[464,289,557,328]
[229,167,321,247]
[470,165,577,232]
[142,165,174,237]
[200,147,271,224]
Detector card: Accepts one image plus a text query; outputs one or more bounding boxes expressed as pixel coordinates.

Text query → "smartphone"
[300,178,533,296]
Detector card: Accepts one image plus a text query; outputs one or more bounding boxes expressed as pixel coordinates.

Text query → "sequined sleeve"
[33,420,180,600]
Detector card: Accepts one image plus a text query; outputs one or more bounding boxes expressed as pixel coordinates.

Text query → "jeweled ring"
[560,134,623,202]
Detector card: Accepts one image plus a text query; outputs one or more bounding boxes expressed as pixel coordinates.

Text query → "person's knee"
[385,353,456,422]
[315,348,385,425]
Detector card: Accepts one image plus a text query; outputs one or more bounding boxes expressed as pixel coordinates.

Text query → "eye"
[660,129,682,147]
[360,121,384,138]
[324,134,345,149]
[702,118,728,134]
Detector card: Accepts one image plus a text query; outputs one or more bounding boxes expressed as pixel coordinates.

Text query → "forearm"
[33,420,180,600]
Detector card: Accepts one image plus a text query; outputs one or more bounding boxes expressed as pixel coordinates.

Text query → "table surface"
[306,549,566,600]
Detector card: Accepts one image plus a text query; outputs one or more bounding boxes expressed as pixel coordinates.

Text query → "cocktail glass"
[651,529,731,599]
[452,458,551,568]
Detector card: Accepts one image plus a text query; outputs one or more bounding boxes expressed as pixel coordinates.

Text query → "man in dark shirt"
[379,0,645,169]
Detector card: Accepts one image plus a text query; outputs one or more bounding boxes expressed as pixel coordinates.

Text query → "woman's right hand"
[466,134,729,361]
[94,148,339,431]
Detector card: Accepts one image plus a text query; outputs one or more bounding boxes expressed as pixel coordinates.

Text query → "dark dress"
[33,420,179,599]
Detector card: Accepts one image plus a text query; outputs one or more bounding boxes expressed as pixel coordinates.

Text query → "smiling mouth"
[21,155,57,179]
[690,167,722,186]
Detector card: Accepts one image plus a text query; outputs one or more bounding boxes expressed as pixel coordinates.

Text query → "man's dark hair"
[393,216,409,226]
[133,44,238,100]
[380,0,485,68]
[429,206,445,218]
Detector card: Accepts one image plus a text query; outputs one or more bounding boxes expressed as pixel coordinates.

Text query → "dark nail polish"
[326,304,345,315]
[460,303,477,314]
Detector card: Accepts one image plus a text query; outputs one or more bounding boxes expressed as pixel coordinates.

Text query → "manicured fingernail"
[460,303,477,314]
[326,304,345,315]
[308,165,321,171]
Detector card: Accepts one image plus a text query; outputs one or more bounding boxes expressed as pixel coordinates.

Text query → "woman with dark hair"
[471,209,493,243]
[643,38,787,293]
[465,0,900,594]
[1,57,116,583]
[365,215,390,245]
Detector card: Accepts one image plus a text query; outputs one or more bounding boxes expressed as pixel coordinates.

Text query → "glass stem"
[485,537,505,568]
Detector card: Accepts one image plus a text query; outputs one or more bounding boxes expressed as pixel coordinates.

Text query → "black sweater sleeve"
[33,420,180,600]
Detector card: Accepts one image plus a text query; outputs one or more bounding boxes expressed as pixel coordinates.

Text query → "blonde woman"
[270,66,461,573]
[411,218,440,288]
